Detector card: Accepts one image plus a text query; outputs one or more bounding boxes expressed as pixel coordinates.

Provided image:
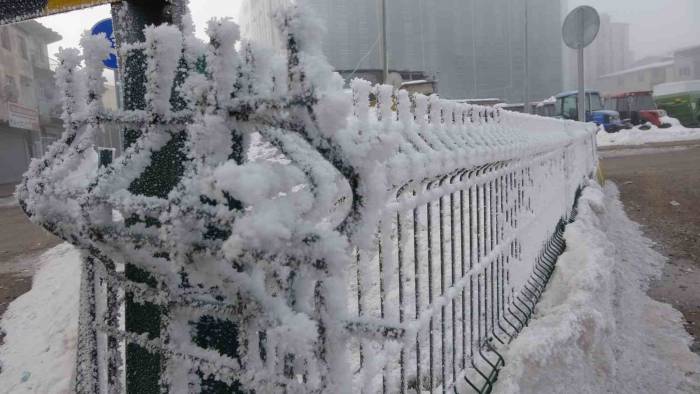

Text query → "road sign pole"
[111,1,185,392]
[562,5,599,123]
[578,47,585,122]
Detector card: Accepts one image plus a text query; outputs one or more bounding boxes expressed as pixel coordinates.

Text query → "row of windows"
[1,27,29,60]
[3,72,34,104]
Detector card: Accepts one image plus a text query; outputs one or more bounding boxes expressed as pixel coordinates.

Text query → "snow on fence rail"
[17,4,597,394]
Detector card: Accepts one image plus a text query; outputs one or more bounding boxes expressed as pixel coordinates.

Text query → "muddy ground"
[601,142,700,353]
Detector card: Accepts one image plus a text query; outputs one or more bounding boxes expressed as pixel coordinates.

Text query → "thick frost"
[16,1,598,392]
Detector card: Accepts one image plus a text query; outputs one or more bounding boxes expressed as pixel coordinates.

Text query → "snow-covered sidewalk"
[495,182,700,393]
[0,244,80,393]
[597,118,700,147]
[1,183,699,393]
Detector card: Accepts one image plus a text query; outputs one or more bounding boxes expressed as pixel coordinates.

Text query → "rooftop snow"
[599,60,674,79]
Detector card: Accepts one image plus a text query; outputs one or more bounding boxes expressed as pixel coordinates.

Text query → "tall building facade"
[0,20,62,190]
[240,0,563,102]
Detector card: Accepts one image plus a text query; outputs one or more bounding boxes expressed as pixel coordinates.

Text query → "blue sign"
[90,18,118,70]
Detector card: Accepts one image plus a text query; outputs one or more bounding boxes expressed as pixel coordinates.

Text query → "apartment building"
[0,20,61,190]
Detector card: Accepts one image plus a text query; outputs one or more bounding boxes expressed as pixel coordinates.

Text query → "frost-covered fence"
[17,3,597,394]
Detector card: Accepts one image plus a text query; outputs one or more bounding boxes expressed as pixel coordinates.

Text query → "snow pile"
[495,182,700,394]
[0,244,81,394]
[597,117,700,147]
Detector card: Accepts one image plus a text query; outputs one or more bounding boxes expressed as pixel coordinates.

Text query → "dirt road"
[0,198,60,318]
[601,142,700,353]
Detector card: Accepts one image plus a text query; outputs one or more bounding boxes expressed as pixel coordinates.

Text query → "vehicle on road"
[653,80,700,128]
[555,90,626,132]
[495,102,525,113]
[534,96,557,117]
[604,91,671,129]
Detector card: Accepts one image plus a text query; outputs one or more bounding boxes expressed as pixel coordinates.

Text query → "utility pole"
[524,0,530,113]
[380,0,389,84]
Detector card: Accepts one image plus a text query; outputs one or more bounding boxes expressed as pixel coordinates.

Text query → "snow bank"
[597,118,700,147]
[495,182,700,394]
[0,244,80,394]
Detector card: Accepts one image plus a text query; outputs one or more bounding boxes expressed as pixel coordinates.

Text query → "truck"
[555,90,626,132]
[604,91,671,129]
[653,80,700,128]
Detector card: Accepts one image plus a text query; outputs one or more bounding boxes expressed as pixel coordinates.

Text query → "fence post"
[111,2,186,392]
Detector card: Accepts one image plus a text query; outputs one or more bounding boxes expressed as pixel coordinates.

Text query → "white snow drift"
[0,244,81,394]
[597,117,700,147]
[495,182,700,394]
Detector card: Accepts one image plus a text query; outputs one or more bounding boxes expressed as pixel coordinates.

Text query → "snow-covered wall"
[17,3,596,392]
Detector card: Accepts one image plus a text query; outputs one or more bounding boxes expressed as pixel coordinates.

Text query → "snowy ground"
[0,244,80,394]
[495,181,700,393]
[1,183,699,393]
[597,117,700,147]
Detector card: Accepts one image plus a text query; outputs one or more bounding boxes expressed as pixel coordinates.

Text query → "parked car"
[604,91,670,129]
[555,90,626,132]
[653,80,700,128]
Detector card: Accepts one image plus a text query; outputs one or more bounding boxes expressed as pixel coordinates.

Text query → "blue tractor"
[555,90,627,132]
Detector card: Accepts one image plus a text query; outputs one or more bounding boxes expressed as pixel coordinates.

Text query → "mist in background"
[565,0,700,59]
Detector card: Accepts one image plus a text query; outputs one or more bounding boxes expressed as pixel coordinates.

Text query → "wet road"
[0,199,60,318]
[601,142,700,353]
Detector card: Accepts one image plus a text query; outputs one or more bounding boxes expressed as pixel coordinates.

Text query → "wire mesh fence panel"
[18,3,597,393]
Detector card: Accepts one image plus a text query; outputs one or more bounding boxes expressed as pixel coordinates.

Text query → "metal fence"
[18,4,597,393]
[340,78,596,393]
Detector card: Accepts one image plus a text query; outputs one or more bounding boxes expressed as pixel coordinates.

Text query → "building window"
[4,75,18,103]
[20,75,32,88]
[617,76,624,87]
[17,35,28,60]
[652,68,663,79]
[1,27,11,51]
[637,72,644,82]
[679,67,691,77]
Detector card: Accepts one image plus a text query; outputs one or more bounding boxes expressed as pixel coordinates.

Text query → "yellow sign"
[1,0,117,25]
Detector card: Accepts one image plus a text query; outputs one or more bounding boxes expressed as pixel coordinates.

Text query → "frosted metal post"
[578,47,585,122]
[111,1,186,392]
[380,0,388,84]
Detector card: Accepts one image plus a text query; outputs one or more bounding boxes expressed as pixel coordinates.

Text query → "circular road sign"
[90,18,118,70]
[562,6,600,50]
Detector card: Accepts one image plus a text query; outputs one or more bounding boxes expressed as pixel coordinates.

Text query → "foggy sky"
[566,0,700,59]
[38,0,243,62]
[36,0,700,75]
